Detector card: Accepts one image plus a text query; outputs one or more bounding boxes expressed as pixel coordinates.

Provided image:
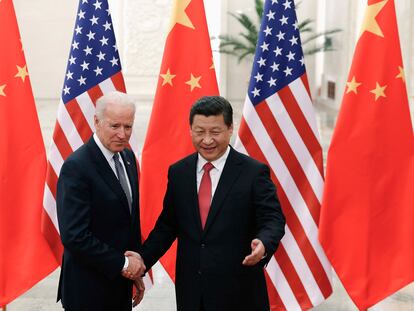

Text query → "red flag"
[140,0,219,280]
[0,0,58,306]
[235,0,333,309]
[319,0,414,309]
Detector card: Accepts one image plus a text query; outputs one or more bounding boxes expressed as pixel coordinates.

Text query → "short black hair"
[189,96,233,127]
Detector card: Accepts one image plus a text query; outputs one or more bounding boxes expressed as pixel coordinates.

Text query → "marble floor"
[4,98,414,311]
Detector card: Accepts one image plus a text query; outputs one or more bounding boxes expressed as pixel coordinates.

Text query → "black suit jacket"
[140,147,285,311]
[56,137,141,310]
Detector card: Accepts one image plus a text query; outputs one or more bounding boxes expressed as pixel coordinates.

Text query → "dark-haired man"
[129,96,285,311]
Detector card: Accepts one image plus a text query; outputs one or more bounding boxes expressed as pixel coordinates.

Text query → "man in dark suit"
[56,91,145,311]
[129,96,285,311]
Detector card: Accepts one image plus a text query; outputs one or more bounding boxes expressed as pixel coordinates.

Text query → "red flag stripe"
[65,99,93,142]
[52,122,73,160]
[265,271,287,311]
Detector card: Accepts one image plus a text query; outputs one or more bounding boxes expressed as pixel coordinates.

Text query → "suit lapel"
[86,138,131,214]
[184,153,203,233]
[203,147,243,234]
[121,150,138,218]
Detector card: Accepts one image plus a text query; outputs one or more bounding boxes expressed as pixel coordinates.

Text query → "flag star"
[66,70,74,80]
[286,51,295,61]
[14,64,29,82]
[359,0,387,38]
[300,56,305,66]
[80,61,90,71]
[270,62,280,72]
[346,76,362,94]
[69,55,76,65]
[266,10,275,20]
[82,0,88,3]
[94,66,103,76]
[276,31,285,41]
[100,36,109,46]
[63,85,71,95]
[271,0,278,4]
[260,42,269,52]
[284,66,293,76]
[103,21,111,31]
[75,25,83,34]
[273,46,283,56]
[110,56,119,67]
[185,74,202,91]
[113,44,118,52]
[289,36,298,45]
[254,72,263,82]
[160,68,176,86]
[279,15,289,25]
[93,0,102,10]
[370,82,387,101]
[251,87,260,98]
[268,77,277,87]
[293,20,299,30]
[83,45,93,55]
[106,8,111,16]
[77,75,87,86]
[78,10,86,20]
[396,66,405,83]
[0,84,6,97]
[86,31,96,41]
[90,15,99,25]
[263,26,272,36]
[283,0,292,10]
[96,51,106,61]
[168,0,194,33]
[72,40,80,50]
[257,57,266,67]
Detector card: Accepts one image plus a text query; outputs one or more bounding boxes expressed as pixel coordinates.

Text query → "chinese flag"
[140,0,219,280]
[0,0,58,306]
[319,0,414,309]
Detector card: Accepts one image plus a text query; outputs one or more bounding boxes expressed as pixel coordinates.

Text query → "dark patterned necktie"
[113,153,132,213]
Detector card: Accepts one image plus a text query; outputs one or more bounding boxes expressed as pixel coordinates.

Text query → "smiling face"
[190,114,233,162]
[94,102,135,153]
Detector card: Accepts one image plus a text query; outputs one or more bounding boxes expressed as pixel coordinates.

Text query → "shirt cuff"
[122,256,129,271]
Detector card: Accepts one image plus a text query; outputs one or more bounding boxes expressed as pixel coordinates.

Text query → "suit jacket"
[140,147,285,311]
[56,137,141,311]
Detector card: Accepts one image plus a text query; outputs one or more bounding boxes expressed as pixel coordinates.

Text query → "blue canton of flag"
[62,0,121,103]
[248,0,305,104]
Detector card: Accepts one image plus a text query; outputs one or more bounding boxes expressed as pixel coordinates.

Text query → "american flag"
[234,0,333,309]
[41,0,139,262]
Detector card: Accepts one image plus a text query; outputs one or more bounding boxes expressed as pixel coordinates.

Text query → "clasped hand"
[122,251,146,280]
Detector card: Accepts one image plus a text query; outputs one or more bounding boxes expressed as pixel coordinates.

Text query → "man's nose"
[202,134,213,144]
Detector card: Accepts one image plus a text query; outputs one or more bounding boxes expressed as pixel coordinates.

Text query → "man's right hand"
[122,251,146,280]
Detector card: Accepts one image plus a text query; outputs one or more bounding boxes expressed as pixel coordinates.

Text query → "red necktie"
[198,162,214,229]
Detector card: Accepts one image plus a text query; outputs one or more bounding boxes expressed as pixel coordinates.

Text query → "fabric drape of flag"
[319,0,414,309]
[41,0,140,262]
[0,0,58,306]
[234,0,333,309]
[140,0,219,281]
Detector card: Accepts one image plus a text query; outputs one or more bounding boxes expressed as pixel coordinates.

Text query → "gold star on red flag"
[346,76,362,94]
[0,84,6,96]
[396,66,405,83]
[168,0,195,33]
[370,82,387,101]
[160,68,176,86]
[15,64,29,82]
[185,73,201,91]
[359,0,388,39]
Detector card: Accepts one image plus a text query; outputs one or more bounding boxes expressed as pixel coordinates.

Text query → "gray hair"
[95,91,136,121]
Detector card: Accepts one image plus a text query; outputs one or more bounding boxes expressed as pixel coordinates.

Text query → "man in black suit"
[128,96,285,311]
[56,91,145,311]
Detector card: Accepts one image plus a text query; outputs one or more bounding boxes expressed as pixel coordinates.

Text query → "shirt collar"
[93,133,116,162]
[197,146,231,173]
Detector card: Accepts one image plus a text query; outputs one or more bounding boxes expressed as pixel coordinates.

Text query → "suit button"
[198,270,202,275]
[201,243,205,248]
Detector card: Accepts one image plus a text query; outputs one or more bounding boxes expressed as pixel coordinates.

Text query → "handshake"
[121,251,146,306]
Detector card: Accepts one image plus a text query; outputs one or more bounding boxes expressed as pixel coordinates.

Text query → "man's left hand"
[242,239,265,266]
[133,277,145,307]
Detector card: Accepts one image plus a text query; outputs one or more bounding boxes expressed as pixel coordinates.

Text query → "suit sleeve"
[57,159,125,279]
[252,164,286,265]
[139,167,178,269]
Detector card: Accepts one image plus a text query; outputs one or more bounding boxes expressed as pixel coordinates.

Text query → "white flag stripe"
[48,143,65,179]
[76,92,96,131]
[99,76,116,93]
[266,256,302,311]
[234,136,247,155]
[266,93,324,203]
[57,101,84,150]
[281,227,324,305]
[43,184,60,233]
[289,79,320,140]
